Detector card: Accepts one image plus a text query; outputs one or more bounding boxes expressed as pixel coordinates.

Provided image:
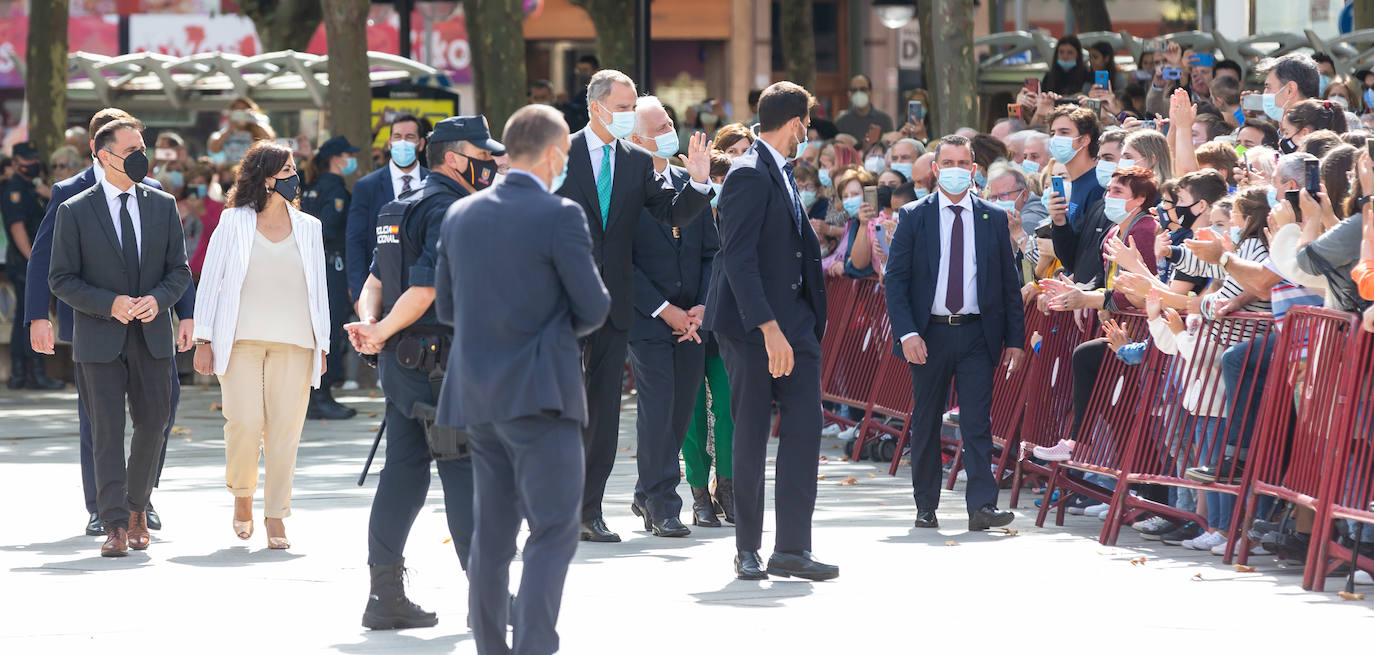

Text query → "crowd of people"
[9,36,1374,654]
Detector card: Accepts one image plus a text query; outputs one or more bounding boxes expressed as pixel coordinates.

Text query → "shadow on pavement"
[690,578,818,608]
[331,630,471,653]
[11,551,155,574]
[167,547,306,567]
[0,535,95,558]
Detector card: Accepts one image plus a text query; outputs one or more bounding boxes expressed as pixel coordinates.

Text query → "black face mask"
[1278,137,1298,155]
[107,149,150,183]
[1174,200,1200,230]
[463,156,499,190]
[272,174,300,202]
[19,161,39,178]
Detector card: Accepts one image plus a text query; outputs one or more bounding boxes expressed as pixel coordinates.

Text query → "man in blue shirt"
[1046,105,1104,230]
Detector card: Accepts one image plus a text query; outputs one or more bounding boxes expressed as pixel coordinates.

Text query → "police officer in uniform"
[301,136,361,419]
[345,116,504,631]
[3,142,63,390]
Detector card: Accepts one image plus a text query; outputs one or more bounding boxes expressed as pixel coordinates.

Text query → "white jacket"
[193,205,331,388]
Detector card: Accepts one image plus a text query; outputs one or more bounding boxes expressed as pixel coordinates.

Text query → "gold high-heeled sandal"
[267,537,291,550]
[233,518,253,540]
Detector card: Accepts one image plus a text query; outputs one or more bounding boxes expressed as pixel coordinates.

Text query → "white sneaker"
[1032,439,1075,462]
[956,469,967,482]
[821,424,842,438]
[340,380,360,391]
[1132,516,1171,532]
[1249,543,1272,556]
[1097,506,1112,520]
[1183,531,1223,551]
[1082,503,1109,517]
[1208,535,1231,556]
[838,426,857,440]
[1356,570,1373,585]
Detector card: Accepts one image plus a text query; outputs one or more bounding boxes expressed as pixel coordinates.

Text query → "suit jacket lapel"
[568,130,600,235]
[971,198,991,292]
[85,185,124,262]
[658,166,688,244]
[135,184,160,292]
[924,197,941,281]
[605,139,636,234]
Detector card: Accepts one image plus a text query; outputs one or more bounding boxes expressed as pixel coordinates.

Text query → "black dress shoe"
[968,505,1015,531]
[579,518,621,542]
[766,551,840,581]
[145,504,161,531]
[913,509,939,529]
[306,388,357,420]
[734,550,767,580]
[630,501,652,531]
[85,512,106,536]
[26,371,65,390]
[650,516,690,538]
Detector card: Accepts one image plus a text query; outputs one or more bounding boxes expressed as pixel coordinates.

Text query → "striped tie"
[597,145,613,227]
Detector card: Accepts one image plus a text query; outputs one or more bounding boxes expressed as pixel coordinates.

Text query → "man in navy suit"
[435,104,610,655]
[26,108,194,537]
[624,96,718,538]
[345,113,430,305]
[703,81,838,581]
[556,69,711,543]
[884,134,1026,532]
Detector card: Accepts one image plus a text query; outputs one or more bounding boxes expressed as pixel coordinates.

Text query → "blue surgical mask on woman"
[819,169,833,188]
[1049,135,1081,163]
[1095,160,1117,188]
[710,182,723,208]
[193,184,208,198]
[1230,226,1243,243]
[973,169,987,189]
[1319,74,1332,94]
[341,156,358,176]
[842,195,863,217]
[864,156,886,174]
[1365,89,1374,111]
[1103,196,1131,224]
[390,140,417,167]
[890,162,913,180]
[167,170,185,190]
[937,167,972,195]
[1057,58,1078,70]
[799,189,817,208]
[1266,186,1279,208]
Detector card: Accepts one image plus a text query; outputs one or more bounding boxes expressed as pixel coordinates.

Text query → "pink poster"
[305,9,471,84]
[128,13,260,57]
[0,15,120,88]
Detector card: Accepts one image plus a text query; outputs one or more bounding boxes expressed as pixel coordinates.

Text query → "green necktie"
[597,144,613,227]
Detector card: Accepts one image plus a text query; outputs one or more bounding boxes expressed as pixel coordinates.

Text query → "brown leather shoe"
[128,511,150,550]
[101,526,129,557]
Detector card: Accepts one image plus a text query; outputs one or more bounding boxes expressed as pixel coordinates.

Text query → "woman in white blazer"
[192,141,330,549]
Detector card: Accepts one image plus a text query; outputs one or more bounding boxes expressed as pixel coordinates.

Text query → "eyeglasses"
[988,188,1026,202]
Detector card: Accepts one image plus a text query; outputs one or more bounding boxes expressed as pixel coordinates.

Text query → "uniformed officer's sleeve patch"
[335,198,344,212]
[9,191,19,203]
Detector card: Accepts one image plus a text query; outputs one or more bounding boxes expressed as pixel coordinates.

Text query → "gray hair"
[1020,131,1050,148]
[895,138,926,155]
[1255,53,1320,99]
[502,104,570,161]
[987,161,1028,190]
[633,95,666,138]
[586,69,636,108]
[1275,152,1317,186]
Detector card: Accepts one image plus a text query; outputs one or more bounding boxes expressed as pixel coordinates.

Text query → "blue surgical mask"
[1262,92,1283,121]
[819,169,832,188]
[842,196,862,217]
[1041,179,1072,208]
[651,130,679,159]
[1021,159,1041,175]
[549,149,569,193]
[974,169,987,189]
[1095,160,1117,188]
[167,170,185,190]
[799,189,817,208]
[914,187,929,199]
[890,162,913,180]
[390,140,417,167]
[341,156,358,176]
[1319,74,1332,94]
[1116,157,1137,170]
[1365,89,1374,110]
[1057,58,1078,70]
[208,150,228,165]
[864,156,886,174]
[1049,135,1081,163]
[1233,107,1245,126]
[937,167,972,195]
[1230,226,1243,243]
[993,199,1017,213]
[193,184,208,198]
[599,104,637,139]
[1266,186,1279,208]
[710,182,723,208]
[1103,196,1130,223]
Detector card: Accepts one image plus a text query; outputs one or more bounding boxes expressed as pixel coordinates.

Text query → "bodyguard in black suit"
[555,69,712,543]
[884,134,1026,532]
[624,97,719,537]
[48,119,192,556]
[703,82,837,581]
[435,105,611,655]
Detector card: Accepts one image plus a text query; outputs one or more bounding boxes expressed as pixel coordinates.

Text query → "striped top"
[1169,236,1274,320]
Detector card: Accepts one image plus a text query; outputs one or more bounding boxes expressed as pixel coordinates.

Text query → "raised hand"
[684,131,711,183]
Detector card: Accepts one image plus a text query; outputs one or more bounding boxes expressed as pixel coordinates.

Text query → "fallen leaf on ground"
[768,458,776,463]
[1192,573,1204,581]
[369,412,379,418]
[182,438,192,442]
[171,427,191,435]
[630,454,637,459]
[840,456,850,462]
[899,459,910,467]
[818,455,828,462]
[443,538,452,544]
[1233,564,1256,573]
[996,528,1018,536]
[620,447,631,451]
[209,403,222,411]
[831,444,840,449]
[838,476,857,486]
[1129,557,1148,566]
[1339,591,1366,601]
[817,475,826,481]
[369,393,379,399]
[866,472,876,478]
[945,540,959,546]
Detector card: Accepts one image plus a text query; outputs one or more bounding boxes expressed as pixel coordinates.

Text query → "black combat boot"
[362,559,438,630]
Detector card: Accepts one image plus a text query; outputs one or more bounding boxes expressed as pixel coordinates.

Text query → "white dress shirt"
[92,158,106,184]
[389,159,421,198]
[586,127,712,199]
[100,177,143,257]
[756,137,801,205]
[900,189,980,344]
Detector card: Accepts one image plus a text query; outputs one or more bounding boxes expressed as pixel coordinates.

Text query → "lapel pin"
[672,226,680,239]
[981,212,988,220]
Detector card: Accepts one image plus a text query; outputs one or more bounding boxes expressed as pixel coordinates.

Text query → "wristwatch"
[1219,251,1232,268]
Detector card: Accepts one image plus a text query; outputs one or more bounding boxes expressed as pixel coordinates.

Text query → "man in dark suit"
[27,108,193,537]
[703,81,838,581]
[884,134,1027,532]
[624,96,719,538]
[48,119,192,557]
[345,113,430,306]
[435,104,610,655]
[556,69,712,543]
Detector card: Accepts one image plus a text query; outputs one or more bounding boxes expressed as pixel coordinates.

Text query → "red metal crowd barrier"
[820,278,888,431]
[1009,308,1089,508]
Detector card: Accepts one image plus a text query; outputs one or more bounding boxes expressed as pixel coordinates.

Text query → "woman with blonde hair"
[1121,129,1174,185]
[193,140,330,549]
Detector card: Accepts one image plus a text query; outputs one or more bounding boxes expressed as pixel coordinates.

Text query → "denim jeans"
[1220,334,1278,451]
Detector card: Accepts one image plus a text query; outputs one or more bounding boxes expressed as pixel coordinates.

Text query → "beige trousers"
[219,340,313,519]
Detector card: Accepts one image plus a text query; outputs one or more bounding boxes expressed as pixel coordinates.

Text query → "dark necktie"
[782,162,804,235]
[118,192,140,294]
[400,174,413,196]
[946,205,964,314]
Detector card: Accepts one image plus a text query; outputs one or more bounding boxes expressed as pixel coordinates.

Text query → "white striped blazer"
[193,204,331,388]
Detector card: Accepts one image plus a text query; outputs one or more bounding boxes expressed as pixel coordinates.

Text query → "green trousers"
[683,350,732,488]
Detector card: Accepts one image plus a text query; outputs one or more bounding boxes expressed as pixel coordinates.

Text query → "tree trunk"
[779,0,816,92]
[1356,0,1374,31]
[322,0,372,178]
[569,0,636,76]
[238,0,324,52]
[930,0,975,136]
[26,0,68,159]
[1068,0,1112,34]
[918,0,933,101]
[461,0,527,139]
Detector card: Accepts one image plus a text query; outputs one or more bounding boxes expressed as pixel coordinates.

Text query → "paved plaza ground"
[1,384,1371,652]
